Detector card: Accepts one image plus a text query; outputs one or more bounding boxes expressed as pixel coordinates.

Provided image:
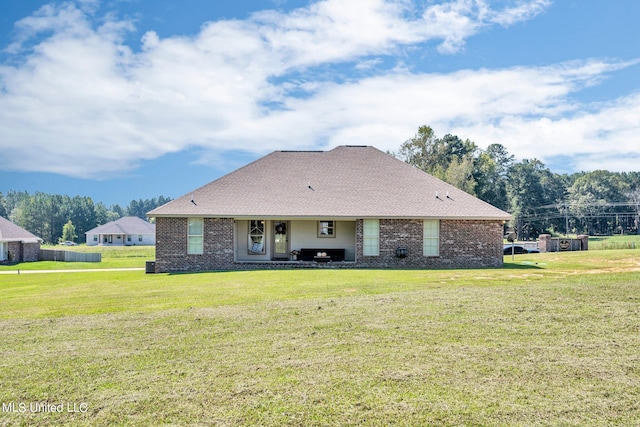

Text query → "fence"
[538,235,588,253]
[39,250,102,263]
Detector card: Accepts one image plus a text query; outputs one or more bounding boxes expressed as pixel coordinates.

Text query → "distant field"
[1,250,639,426]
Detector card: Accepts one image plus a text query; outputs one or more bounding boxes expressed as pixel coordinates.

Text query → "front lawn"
[0,250,639,426]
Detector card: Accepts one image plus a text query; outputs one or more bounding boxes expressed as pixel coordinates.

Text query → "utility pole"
[565,203,569,237]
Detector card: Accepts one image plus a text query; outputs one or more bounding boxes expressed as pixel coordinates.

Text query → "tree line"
[395,125,640,238]
[0,191,171,244]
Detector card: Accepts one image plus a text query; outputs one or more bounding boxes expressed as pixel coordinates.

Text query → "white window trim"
[188,218,204,255]
[423,219,440,257]
[318,220,336,238]
[248,220,266,255]
[363,219,379,256]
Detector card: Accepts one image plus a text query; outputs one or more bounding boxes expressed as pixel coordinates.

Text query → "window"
[93,235,98,242]
[248,220,265,254]
[138,235,143,242]
[363,219,379,256]
[423,219,440,256]
[318,221,335,237]
[127,236,132,242]
[188,218,204,255]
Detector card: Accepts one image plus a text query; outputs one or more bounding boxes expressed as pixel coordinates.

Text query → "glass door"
[273,221,289,259]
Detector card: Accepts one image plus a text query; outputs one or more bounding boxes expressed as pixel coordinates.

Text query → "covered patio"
[234,219,356,263]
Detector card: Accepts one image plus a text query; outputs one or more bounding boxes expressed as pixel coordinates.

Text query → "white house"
[85,216,155,246]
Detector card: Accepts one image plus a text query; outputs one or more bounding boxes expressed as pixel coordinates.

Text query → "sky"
[1,0,639,206]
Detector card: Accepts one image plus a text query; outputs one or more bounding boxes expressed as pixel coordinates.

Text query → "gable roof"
[85,216,155,235]
[0,216,43,243]
[149,146,511,220]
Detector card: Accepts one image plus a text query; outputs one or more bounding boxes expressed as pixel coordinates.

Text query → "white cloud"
[489,0,551,26]
[0,0,639,178]
[455,90,640,171]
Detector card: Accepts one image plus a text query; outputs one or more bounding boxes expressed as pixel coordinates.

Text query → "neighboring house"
[0,216,42,263]
[148,146,511,273]
[85,216,156,246]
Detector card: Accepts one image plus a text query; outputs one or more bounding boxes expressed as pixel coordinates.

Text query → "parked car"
[62,241,77,246]
[503,245,539,255]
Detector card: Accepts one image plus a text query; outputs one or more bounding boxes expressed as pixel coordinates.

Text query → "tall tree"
[110,204,125,219]
[397,125,439,173]
[473,144,514,211]
[0,192,6,218]
[60,220,78,243]
[69,196,97,239]
[11,192,59,243]
[3,190,29,217]
[506,159,549,238]
[398,126,478,194]
[95,202,121,225]
[443,155,476,195]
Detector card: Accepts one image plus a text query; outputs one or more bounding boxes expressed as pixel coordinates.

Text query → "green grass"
[1,250,639,425]
[0,245,154,270]
[588,235,640,250]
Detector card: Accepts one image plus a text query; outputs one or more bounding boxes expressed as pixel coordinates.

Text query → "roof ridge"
[279,150,324,153]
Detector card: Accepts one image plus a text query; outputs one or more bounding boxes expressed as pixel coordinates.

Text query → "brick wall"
[6,242,21,263]
[155,217,234,273]
[355,219,504,269]
[355,219,425,268]
[1,241,39,263]
[22,242,40,262]
[155,217,504,272]
[439,220,504,268]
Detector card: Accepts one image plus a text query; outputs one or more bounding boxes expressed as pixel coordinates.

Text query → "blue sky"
[1,0,639,206]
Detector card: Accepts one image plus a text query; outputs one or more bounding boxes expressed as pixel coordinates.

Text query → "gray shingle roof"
[148,146,511,220]
[85,216,155,235]
[0,216,43,242]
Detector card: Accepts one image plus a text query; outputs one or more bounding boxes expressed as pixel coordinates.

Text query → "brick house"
[148,146,511,273]
[0,216,42,263]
